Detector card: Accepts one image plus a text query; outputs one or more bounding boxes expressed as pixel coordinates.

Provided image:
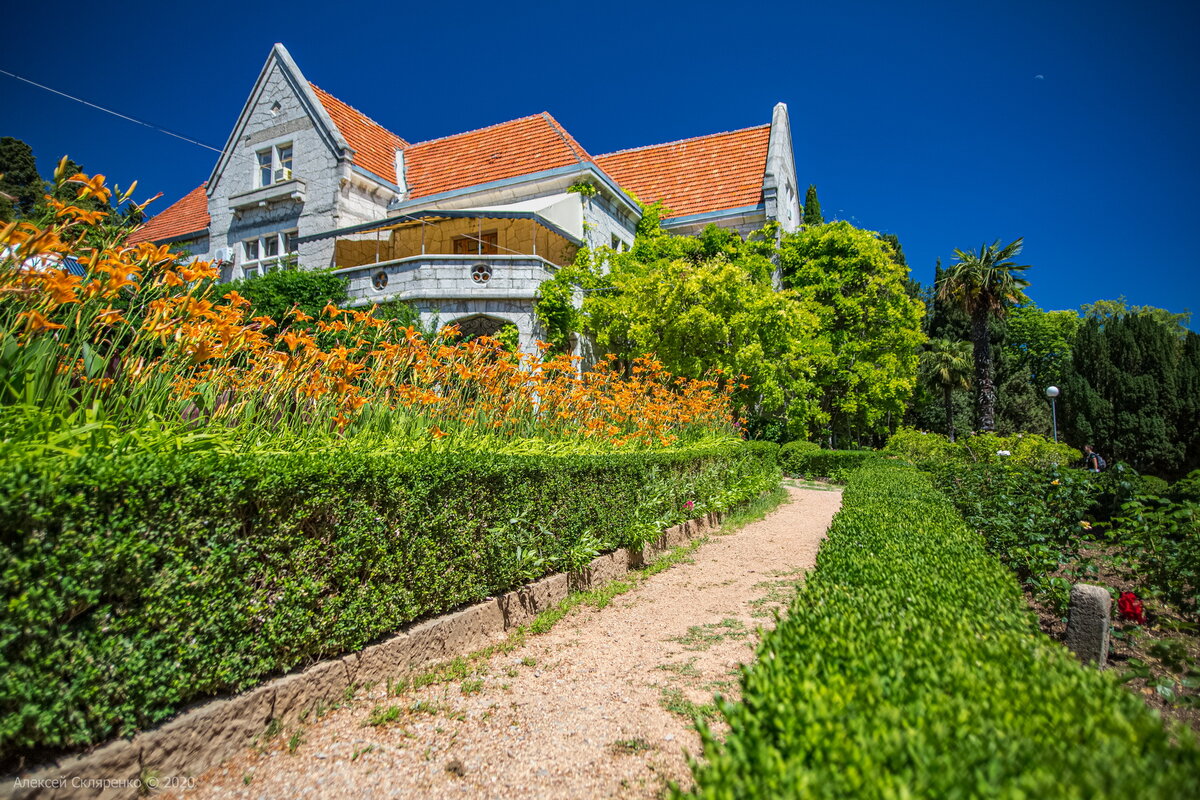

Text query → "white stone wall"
[763,103,802,235]
[339,254,554,353]
[205,58,395,277]
[581,193,638,254]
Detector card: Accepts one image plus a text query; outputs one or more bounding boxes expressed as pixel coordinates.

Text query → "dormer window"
[257,143,294,187]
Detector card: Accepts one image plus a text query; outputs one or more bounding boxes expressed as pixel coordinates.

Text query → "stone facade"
[201,47,399,279]
[156,44,798,355]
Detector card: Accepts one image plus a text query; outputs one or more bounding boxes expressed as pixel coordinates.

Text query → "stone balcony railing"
[336,254,559,305]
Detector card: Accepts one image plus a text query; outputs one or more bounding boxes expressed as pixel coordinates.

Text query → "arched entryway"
[449,314,511,342]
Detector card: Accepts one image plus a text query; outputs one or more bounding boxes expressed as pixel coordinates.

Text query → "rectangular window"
[256,143,294,187]
[257,151,273,188]
[241,230,299,277]
[452,231,498,255]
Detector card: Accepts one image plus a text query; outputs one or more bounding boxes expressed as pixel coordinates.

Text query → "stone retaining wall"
[5,512,725,800]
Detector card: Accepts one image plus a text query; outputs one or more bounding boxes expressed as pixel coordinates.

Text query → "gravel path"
[172,484,840,800]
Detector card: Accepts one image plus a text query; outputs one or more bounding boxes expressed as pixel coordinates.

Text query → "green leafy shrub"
[888,427,1079,471]
[682,462,1199,799]
[0,442,778,762]
[1170,470,1200,504]
[778,447,876,479]
[225,267,349,325]
[961,431,1081,470]
[927,461,1100,610]
[777,440,819,472]
[884,426,962,463]
[1111,494,1200,617]
[1139,474,1171,498]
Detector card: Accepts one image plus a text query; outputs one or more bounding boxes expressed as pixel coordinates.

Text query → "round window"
[372,271,389,290]
[471,263,492,284]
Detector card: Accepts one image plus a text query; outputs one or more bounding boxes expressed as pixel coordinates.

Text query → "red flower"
[1118,592,1146,625]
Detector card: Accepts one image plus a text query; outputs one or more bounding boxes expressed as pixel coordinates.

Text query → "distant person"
[1083,444,1106,472]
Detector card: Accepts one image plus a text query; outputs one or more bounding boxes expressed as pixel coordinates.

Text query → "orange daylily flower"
[16,309,66,333]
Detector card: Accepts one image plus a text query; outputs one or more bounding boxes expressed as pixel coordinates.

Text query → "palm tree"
[920,339,973,441]
[936,238,1031,431]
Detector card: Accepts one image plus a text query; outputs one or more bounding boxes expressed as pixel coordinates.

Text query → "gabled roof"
[403,113,590,200]
[127,184,209,244]
[309,83,409,185]
[594,125,771,219]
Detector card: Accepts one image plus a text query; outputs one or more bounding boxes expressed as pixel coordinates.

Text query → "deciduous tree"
[581,224,826,441]
[779,222,926,445]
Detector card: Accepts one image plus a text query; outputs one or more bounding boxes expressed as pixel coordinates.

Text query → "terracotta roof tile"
[310,83,409,185]
[128,183,209,244]
[595,125,770,219]
[405,113,590,200]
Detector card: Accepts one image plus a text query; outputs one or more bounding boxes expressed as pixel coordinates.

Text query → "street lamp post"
[1045,386,1060,443]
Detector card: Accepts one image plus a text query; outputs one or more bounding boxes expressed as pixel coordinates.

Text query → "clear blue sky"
[3,0,1197,321]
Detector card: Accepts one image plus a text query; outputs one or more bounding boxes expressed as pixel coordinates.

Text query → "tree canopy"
[1062,314,1199,477]
[779,221,926,445]
[573,222,826,441]
[937,237,1032,431]
[0,137,43,221]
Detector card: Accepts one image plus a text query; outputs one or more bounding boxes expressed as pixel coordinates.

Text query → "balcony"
[228,178,306,213]
[337,254,558,305]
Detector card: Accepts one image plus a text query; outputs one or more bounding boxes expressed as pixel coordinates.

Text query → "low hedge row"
[684,461,1199,798]
[887,426,1081,470]
[0,441,779,762]
[778,443,877,478]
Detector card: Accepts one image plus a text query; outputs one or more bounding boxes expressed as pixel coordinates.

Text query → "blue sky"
[2,0,1197,321]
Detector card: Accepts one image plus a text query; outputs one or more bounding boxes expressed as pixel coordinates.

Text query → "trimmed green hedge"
[778,445,877,478]
[0,442,778,762]
[887,426,1081,470]
[684,461,1200,798]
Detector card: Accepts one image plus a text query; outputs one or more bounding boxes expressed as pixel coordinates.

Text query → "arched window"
[452,315,508,340]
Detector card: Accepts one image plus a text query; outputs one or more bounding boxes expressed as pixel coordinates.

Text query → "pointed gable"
[403,113,590,200]
[595,125,771,219]
[309,83,409,186]
[128,184,209,244]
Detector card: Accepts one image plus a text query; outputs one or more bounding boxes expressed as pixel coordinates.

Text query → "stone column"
[1065,583,1111,667]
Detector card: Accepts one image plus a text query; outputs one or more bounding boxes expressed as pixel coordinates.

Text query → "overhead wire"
[0,68,222,153]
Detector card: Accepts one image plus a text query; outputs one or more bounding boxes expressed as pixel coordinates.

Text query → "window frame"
[255,141,295,188]
[452,231,498,255]
[241,230,299,278]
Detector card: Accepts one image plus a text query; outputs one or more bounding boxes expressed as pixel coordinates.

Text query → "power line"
[0,68,222,153]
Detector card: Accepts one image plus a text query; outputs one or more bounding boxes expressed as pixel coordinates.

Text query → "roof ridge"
[596,123,771,159]
[308,82,409,147]
[406,112,552,148]
[540,112,590,163]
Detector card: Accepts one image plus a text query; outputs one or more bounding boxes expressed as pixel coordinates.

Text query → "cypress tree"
[0,137,44,220]
[1063,315,1186,477]
[803,184,823,226]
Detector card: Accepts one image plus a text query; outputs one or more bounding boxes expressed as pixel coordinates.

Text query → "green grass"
[658,658,701,677]
[660,687,720,723]
[365,704,402,727]
[610,737,656,755]
[671,619,750,651]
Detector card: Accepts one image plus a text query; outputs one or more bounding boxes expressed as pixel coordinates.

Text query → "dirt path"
[174,484,840,800]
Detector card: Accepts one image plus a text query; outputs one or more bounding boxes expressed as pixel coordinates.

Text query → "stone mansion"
[131,44,803,352]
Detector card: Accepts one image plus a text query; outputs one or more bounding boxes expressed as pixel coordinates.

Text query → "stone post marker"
[1065,583,1111,667]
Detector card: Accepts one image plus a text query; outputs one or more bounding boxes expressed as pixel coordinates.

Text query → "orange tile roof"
[595,125,770,219]
[310,83,409,185]
[404,113,590,200]
[128,183,209,244]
